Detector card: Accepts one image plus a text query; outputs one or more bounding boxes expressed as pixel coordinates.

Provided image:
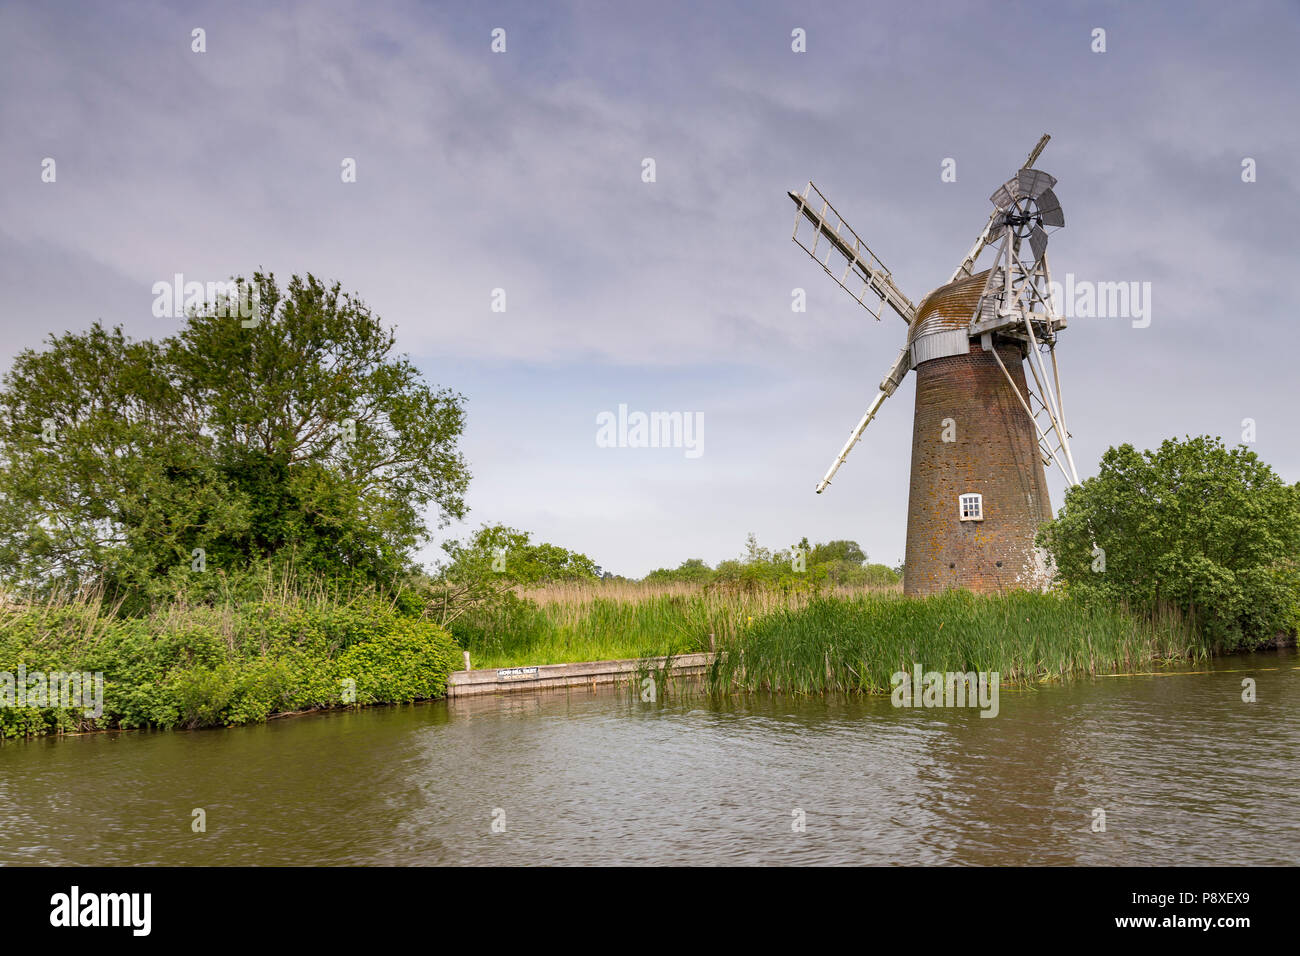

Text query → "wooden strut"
[988,342,1079,489]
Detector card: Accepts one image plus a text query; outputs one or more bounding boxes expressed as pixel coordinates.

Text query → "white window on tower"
[959,493,983,521]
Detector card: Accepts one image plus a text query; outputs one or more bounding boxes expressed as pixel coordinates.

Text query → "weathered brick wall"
[903,341,1053,596]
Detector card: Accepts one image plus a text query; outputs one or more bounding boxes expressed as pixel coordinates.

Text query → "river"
[2,649,1297,865]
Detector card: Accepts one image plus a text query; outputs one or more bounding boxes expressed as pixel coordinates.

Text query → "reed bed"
[706,590,1206,695]
[459,579,901,667]
[454,580,1204,686]
[455,590,733,668]
[518,578,902,606]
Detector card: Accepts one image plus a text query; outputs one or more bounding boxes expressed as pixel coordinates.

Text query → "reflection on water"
[2,650,1297,865]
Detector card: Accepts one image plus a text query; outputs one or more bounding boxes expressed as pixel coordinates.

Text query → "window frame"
[958,492,984,522]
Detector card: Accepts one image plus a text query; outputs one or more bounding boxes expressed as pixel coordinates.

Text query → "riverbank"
[452,579,900,668]
[455,589,1229,697]
[706,590,1213,694]
[447,651,715,696]
[5,581,1289,739]
[0,592,460,738]
[460,581,1214,663]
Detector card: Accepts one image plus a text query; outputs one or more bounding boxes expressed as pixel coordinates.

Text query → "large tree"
[0,272,468,599]
[1038,436,1300,646]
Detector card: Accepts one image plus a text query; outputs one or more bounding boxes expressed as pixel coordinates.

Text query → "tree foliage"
[1038,436,1300,647]
[425,524,600,626]
[808,539,867,566]
[0,272,468,601]
[643,534,900,592]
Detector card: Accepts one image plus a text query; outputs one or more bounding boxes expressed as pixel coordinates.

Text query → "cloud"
[2,0,1297,574]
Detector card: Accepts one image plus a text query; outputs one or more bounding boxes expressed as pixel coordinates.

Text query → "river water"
[2,649,1297,866]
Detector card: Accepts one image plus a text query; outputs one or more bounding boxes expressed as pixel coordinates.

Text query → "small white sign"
[496,667,539,682]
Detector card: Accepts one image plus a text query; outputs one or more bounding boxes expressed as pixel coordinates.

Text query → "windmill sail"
[815,346,911,494]
[789,183,916,324]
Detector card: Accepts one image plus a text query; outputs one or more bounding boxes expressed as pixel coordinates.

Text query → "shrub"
[1038,436,1300,649]
[334,620,460,704]
[0,591,460,737]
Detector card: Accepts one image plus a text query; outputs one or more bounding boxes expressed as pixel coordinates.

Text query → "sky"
[2,0,1297,577]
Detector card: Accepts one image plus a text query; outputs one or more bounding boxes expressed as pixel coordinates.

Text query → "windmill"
[789,134,1079,595]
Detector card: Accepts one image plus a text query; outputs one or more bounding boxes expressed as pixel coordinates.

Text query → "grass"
[453,580,1211,695]
[455,579,900,668]
[706,590,1206,695]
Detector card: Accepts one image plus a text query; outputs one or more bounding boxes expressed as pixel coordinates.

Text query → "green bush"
[1038,436,1300,650]
[0,594,460,738]
[334,620,460,704]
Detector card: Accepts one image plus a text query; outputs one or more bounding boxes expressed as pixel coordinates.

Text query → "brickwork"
[903,340,1053,595]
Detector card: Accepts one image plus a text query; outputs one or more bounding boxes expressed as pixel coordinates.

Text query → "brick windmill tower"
[788,135,1080,596]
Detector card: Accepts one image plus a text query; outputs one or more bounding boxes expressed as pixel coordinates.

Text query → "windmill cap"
[907,269,991,349]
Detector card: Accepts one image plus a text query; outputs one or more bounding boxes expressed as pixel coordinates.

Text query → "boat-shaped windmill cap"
[907,269,991,364]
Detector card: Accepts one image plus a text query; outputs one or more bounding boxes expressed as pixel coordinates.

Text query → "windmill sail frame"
[789,182,916,324]
[789,134,1080,497]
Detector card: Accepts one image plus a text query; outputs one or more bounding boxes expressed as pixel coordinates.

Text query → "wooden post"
[463,651,471,671]
[709,632,716,652]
